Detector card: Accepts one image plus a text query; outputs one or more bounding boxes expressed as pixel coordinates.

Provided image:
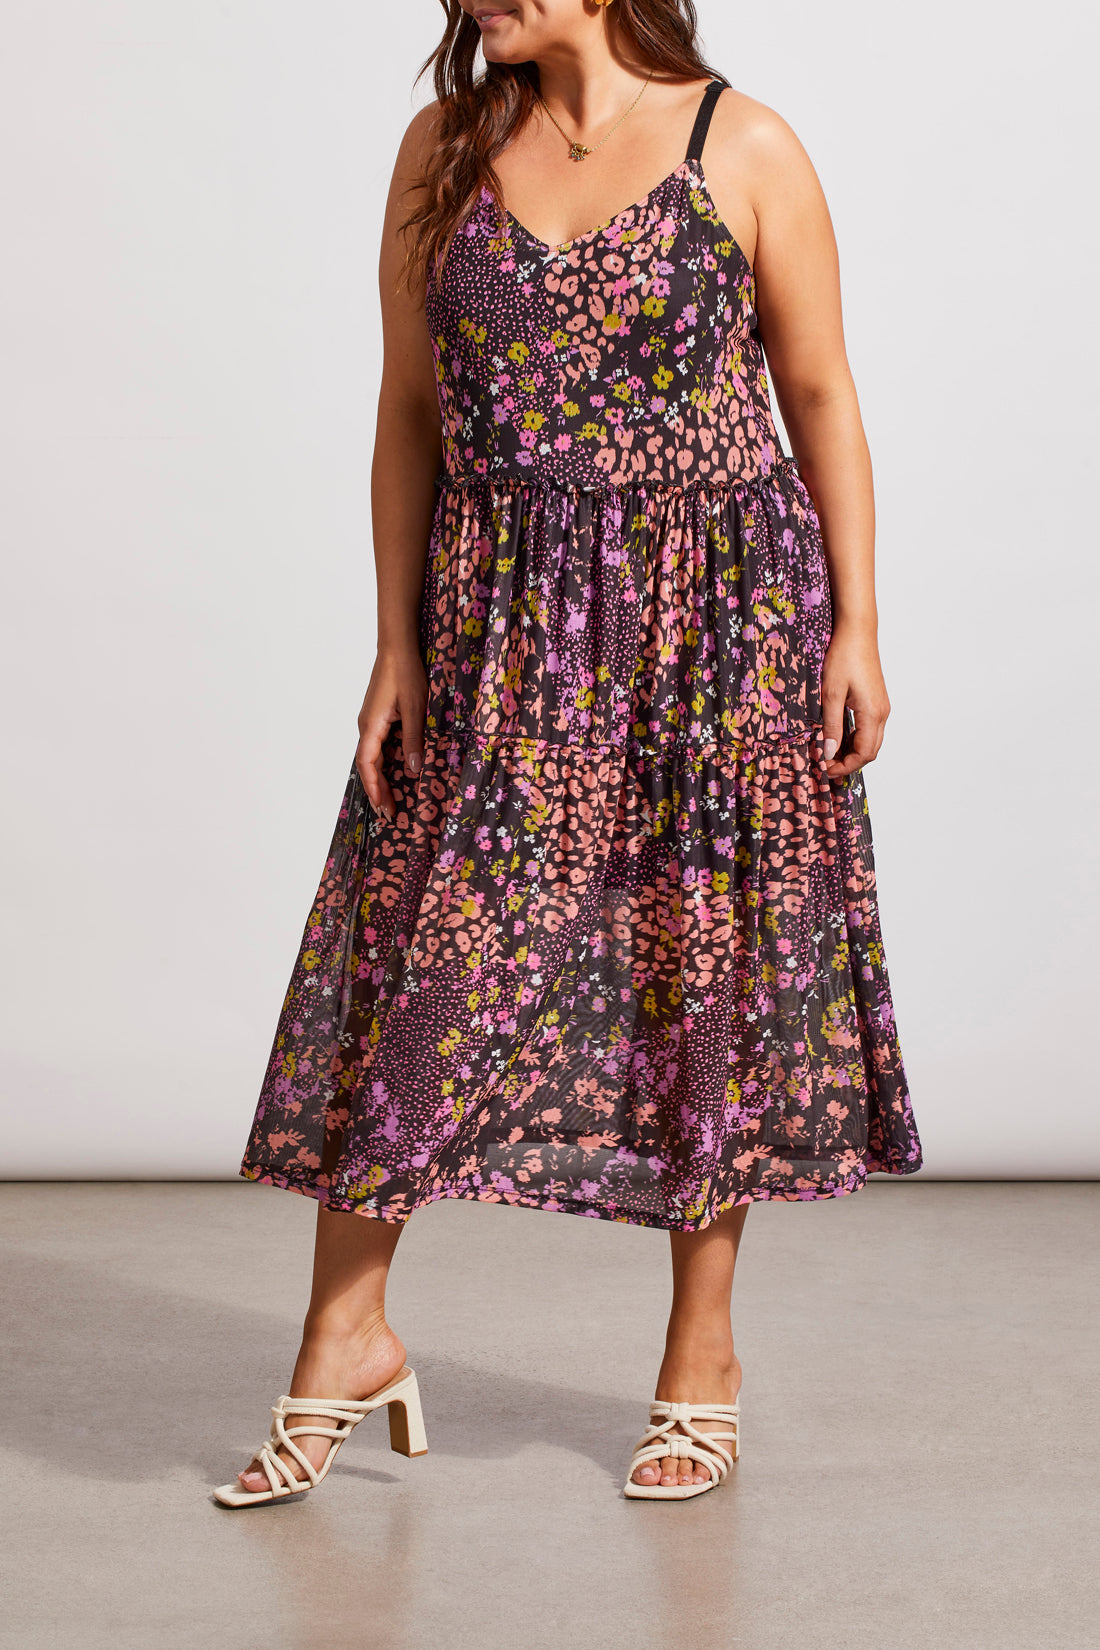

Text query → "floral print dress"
[239,80,923,1229]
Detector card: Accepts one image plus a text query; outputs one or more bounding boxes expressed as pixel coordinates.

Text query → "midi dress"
[239,80,923,1230]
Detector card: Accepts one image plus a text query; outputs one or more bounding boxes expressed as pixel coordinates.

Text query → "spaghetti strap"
[685,79,726,164]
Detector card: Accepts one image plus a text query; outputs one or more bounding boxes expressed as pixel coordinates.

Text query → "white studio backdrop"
[1,1,1096,1178]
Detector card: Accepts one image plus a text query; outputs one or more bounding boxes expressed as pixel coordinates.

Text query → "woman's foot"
[630,1334,742,1488]
[236,1311,407,1493]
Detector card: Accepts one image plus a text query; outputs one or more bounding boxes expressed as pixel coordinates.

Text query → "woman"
[215,0,922,1507]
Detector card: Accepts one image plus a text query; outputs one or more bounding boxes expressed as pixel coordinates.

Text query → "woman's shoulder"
[704,83,828,225]
[393,99,445,169]
[381,101,449,221]
[708,84,816,176]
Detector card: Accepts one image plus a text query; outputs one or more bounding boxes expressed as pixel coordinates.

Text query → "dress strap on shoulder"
[685,79,727,164]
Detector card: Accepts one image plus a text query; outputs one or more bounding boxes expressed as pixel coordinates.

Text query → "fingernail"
[824,738,838,760]
[407,751,422,776]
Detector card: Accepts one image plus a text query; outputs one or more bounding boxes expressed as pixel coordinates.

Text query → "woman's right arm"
[356,105,443,822]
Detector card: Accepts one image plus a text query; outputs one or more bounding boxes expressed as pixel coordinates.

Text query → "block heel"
[386,1369,429,1457]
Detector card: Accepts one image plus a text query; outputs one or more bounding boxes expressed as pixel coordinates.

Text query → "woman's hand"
[820,619,891,780]
[355,645,427,821]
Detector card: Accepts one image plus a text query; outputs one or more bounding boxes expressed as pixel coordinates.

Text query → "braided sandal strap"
[629,1400,740,1485]
[253,1396,371,1495]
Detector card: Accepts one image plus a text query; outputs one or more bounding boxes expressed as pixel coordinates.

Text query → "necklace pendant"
[568,142,591,162]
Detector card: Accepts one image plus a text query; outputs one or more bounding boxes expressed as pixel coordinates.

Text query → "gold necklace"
[539,73,654,163]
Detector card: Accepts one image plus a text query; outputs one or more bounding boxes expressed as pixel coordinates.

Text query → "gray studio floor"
[1,1180,1095,1650]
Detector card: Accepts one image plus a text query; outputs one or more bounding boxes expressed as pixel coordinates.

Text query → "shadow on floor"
[2,1243,654,1488]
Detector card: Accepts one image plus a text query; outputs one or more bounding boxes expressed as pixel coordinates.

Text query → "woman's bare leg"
[237,1202,408,1491]
[631,1203,748,1487]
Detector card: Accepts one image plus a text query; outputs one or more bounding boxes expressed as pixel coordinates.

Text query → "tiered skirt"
[240,459,922,1229]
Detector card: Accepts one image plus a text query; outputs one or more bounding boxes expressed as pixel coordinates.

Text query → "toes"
[632,1452,709,1488]
[238,1450,307,1492]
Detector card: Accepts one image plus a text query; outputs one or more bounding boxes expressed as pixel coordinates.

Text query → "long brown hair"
[400,0,722,291]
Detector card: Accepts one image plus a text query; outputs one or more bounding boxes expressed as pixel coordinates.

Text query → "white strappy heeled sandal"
[623,1397,740,1499]
[213,1364,428,1507]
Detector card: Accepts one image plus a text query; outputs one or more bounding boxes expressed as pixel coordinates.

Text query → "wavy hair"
[400,0,722,290]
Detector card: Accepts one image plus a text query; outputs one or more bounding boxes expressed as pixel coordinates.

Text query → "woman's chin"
[479,37,527,65]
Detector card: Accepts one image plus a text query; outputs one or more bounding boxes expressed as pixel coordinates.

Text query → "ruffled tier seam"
[435,451,805,500]
[426,726,823,760]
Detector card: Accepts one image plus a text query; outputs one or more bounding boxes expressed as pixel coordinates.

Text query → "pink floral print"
[239,114,922,1229]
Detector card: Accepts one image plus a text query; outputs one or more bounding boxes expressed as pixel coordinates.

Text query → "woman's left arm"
[728,106,890,779]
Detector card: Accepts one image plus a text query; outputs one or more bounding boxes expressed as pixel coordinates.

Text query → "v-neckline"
[496,160,755,282]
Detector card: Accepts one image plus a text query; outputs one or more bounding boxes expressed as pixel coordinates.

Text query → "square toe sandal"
[623,1397,740,1500]
[213,1364,427,1507]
